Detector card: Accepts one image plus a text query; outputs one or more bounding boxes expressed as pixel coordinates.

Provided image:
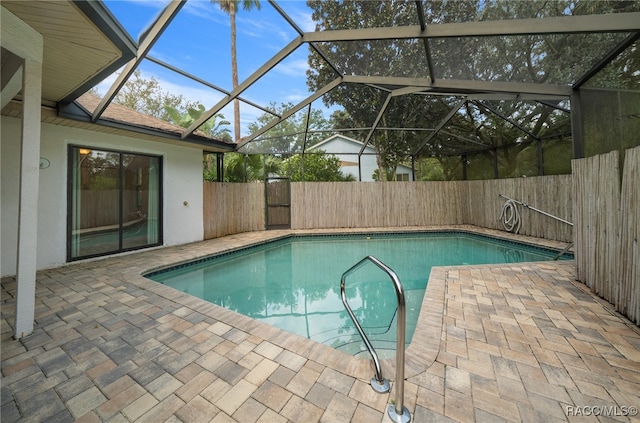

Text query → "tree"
[280,150,355,182]
[164,103,235,182]
[306,1,427,180]
[112,70,198,121]
[245,102,330,154]
[212,0,261,142]
[165,103,232,141]
[216,153,281,182]
[417,158,445,181]
[305,0,637,180]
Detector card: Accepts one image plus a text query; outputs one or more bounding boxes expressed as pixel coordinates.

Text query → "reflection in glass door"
[68,146,162,260]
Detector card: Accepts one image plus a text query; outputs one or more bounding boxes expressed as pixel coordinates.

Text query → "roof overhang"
[2,98,234,153]
[1,1,135,107]
[1,1,231,150]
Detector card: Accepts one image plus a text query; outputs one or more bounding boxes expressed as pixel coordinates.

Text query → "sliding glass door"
[68,146,162,260]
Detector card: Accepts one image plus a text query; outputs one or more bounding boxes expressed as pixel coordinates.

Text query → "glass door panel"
[122,154,161,250]
[70,148,121,258]
[69,146,162,260]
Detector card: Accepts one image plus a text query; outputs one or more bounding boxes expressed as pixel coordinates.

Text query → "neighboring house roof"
[75,93,191,137]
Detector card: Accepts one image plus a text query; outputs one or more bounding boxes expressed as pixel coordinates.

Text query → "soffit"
[1,0,132,105]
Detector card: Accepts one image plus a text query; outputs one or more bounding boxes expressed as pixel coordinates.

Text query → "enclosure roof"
[2,0,639,156]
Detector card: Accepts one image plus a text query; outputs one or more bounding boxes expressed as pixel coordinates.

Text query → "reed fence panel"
[572,151,621,301]
[618,146,639,325]
[204,178,572,240]
[290,181,467,229]
[572,148,640,326]
[465,175,573,242]
[203,182,264,239]
[79,190,119,228]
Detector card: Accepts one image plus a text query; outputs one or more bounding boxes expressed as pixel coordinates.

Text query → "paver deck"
[2,226,639,422]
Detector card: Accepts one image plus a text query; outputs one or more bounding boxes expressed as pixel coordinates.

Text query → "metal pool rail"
[340,256,411,423]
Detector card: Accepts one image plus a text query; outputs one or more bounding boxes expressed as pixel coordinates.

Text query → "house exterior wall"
[314,136,378,181]
[310,135,413,181]
[1,116,204,277]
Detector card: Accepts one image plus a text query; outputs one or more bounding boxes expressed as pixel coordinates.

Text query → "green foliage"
[88,175,118,190]
[213,0,261,13]
[581,88,640,159]
[417,158,445,181]
[204,153,281,182]
[543,137,573,174]
[305,0,638,180]
[245,102,330,154]
[112,70,198,121]
[586,40,640,89]
[107,70,235,143]
[371,166,400,182]
[224,153,281,182]
[203,155,218,182]
[165,103,232,141]
[281,151,355,182]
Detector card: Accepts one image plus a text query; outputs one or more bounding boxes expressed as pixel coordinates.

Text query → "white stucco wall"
[311,135,414,181]
[1,116,204,277]
[341,153,378,181]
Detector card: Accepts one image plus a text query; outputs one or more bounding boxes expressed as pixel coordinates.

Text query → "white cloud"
[238,16,291,44]
[92,69,120,96]
[182,0,229,26]
[289,8,316,33]
[274,58,309,77]
[283,90,308,104]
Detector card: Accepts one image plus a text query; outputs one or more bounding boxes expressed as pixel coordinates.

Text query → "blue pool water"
[147,232,571,357]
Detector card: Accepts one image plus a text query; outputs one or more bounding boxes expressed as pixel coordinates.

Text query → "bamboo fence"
[290,181,467,229]
[77,189,147,228]
[465,175,573,242]
[572,151,621,300]
[203,182,264,239]
[204,177,572,240]
[572,147,639,326]
[78,190,119,228]
[618,147,639,325]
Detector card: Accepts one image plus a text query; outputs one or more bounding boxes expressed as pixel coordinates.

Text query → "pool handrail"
[340,255,411,423]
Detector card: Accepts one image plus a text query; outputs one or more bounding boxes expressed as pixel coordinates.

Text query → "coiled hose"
[499,199,521,233]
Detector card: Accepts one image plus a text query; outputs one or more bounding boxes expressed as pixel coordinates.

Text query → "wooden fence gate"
[265,177,291,229]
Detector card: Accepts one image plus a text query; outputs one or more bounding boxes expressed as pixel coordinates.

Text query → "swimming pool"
[147,231,571,357]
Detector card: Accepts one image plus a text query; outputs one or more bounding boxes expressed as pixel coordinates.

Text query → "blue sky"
[99,0,323,137]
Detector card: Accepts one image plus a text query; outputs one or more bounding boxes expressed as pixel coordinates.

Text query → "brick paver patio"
[2,227,639,422]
